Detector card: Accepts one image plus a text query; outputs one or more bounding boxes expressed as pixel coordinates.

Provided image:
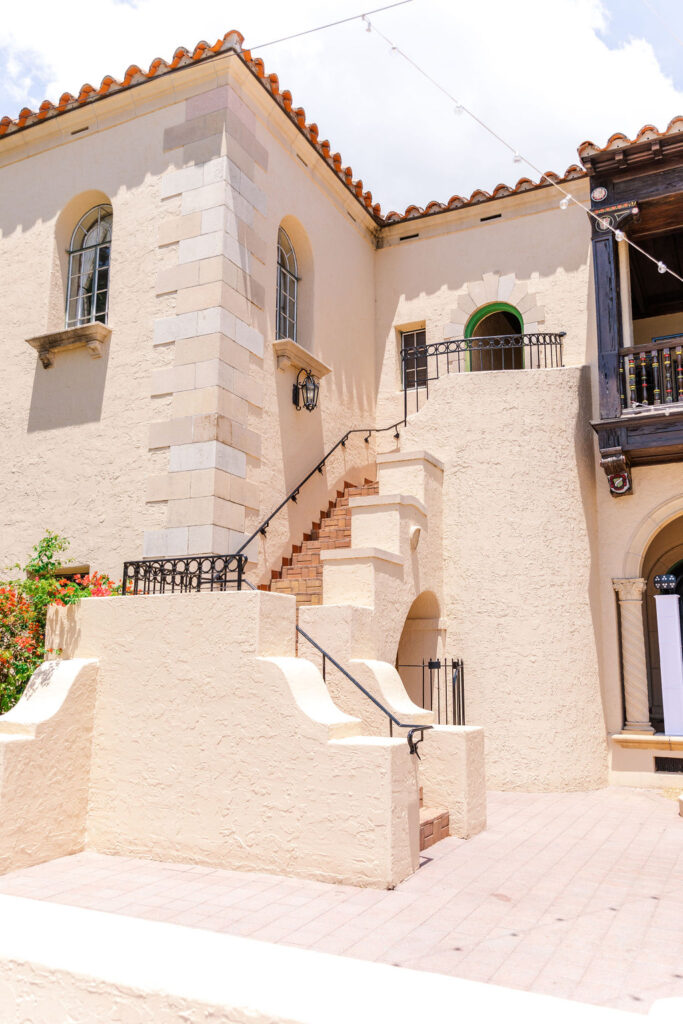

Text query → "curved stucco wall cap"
[443,272,546,340]
[623,494,683,578]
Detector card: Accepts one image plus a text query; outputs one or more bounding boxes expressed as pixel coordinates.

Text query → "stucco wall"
[0,659,97,873]
[0,93,187,578]
[379,367,607,790]
[47,590,419,887]
[0,50,379,587]
[374,181,592,431]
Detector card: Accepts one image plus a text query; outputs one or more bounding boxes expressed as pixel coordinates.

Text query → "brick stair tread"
[419,805,449,825]
[264,477,378,610]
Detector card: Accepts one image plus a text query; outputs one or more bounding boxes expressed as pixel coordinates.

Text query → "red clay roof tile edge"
[7,29,680,226]
[578,116,683,159]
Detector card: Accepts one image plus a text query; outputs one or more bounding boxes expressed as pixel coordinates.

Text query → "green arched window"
[464,302,524,371]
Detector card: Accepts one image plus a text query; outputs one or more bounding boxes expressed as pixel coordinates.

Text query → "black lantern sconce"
[293,368,320,412]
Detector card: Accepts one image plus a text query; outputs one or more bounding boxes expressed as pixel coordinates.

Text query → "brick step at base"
[419,805,450,851]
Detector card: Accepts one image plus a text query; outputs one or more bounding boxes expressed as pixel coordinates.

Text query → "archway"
[465,301,524,372]
[395,591,442,710]
[642,515,683,731]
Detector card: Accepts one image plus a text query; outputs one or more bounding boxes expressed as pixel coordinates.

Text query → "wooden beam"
[592,229,623,420]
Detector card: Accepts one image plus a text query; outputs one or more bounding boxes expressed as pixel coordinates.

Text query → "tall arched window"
[66,204,113,329]
[276,226,299,342]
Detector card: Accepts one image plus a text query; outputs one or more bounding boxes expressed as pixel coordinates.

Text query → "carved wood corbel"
[600,446,632,496]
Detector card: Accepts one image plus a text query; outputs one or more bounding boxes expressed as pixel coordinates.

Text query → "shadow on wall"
[27,344,109,432]
[573,362,606,728]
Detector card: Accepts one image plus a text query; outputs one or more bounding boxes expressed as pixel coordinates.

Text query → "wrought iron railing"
[396,658,465,726]
[619,334,683,411]
[122,554,246,595]
[402,332,565,417]
[234,419,404,555]
[296,625,432,755]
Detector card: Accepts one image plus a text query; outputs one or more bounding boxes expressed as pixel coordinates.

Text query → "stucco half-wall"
[46,590,419,887]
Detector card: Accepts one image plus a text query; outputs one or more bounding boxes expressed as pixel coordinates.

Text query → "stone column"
[613,578,654,733]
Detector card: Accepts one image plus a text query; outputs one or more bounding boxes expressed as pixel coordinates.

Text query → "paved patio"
[1,788,682,1015]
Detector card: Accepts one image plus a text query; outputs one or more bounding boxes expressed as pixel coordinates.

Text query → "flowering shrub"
[0,533,120,713]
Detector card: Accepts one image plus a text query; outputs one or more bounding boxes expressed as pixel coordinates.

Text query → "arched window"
[65,204,113,329]
[464,302,523,371]
[276,226,299,342]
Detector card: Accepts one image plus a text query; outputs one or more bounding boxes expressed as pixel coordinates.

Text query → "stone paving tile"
[1,788,683,1014]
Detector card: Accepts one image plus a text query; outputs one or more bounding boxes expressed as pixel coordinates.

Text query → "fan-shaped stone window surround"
[443,273,546,340]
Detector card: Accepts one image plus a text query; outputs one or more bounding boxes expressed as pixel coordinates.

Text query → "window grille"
[401,328,428,388]
[276,226,299,342]
[66,204,113,329]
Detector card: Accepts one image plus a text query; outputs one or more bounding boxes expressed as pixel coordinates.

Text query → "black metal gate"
[396,658,465,725]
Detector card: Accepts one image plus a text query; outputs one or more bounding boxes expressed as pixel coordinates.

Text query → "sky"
[1,0,683,214]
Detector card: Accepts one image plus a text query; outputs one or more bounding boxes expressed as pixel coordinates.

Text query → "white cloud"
[0,0,681,213]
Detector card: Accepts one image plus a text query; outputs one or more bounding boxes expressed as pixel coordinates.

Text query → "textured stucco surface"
[0,95,187,578]
[377,368,607,791]
[0,659,97,873]
[0,893,651,1024]
[47,590,419,887]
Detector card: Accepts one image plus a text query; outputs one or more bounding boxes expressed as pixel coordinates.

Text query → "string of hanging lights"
[361,15,683,286]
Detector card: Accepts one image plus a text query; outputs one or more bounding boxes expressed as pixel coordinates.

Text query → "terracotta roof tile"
[578,116,683,161]
[382,166,585,223]
[6,30,680,226]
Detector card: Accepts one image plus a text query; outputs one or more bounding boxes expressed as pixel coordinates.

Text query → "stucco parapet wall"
[25,323,111,368]
[348,493,428,518]
[375,450,445,473]
[0,895,653,1024]
[321,547,403,566]
[272,338,332,378]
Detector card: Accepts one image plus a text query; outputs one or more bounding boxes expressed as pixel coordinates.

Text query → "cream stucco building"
[2,28,683,805]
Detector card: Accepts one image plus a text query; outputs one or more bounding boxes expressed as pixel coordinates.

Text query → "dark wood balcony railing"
[618,333,683,411]
[402,332,565,416]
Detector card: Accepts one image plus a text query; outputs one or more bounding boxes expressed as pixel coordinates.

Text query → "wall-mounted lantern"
[293,368,320,412]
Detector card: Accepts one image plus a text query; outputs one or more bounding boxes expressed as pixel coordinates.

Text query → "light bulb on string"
[362,15,371,32]
[512,152,522,164]
[559,197,570,210]
[454,102,464,115]
[658,261,668,274]
[615,230,625,242]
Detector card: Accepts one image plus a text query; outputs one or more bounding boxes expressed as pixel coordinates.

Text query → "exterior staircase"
[261,479,379,607]
[261,475,453,854]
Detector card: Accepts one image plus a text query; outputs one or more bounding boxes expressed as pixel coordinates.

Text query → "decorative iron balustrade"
[619,334,683,411]
[122,554,246,595]
[397,658,465,726]
[402,332,565,416]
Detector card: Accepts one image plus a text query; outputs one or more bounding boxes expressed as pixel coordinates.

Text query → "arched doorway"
[396,591,442,710]
[642,515,683,731]
[465,302,524,371]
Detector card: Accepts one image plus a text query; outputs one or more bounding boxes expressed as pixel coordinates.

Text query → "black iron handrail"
[296,625,432,756]
[235,420,404,555]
